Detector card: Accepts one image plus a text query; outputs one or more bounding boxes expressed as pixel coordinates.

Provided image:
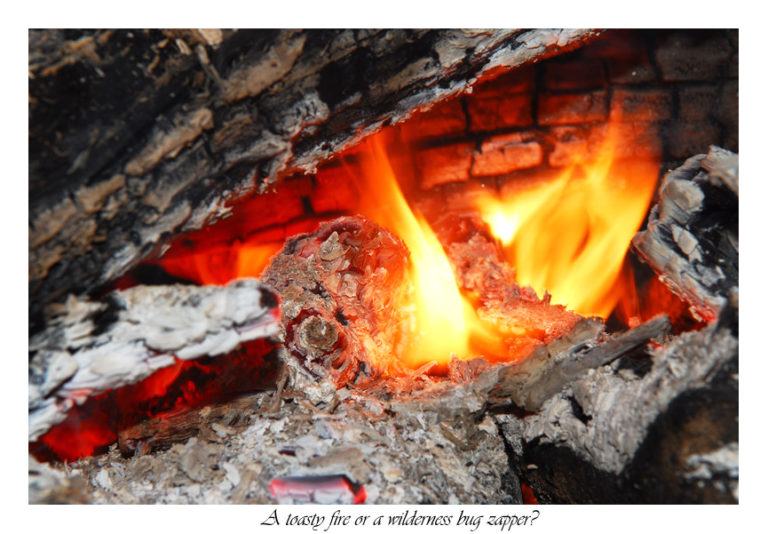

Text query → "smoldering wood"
[632,145,738,322]
[117,393,265,456]
[487,314,671,411]
[30,386,521,504]
[260,214,635,412]
[495,309,738,503]
[28,279,280,441]
[262,216,413,389]
[29,28,600,322]
[29,311,727,504]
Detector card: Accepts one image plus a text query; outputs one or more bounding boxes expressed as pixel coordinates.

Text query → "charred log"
[28,279,280,441]
[495,306,738,504]
[30,387,520,504]
[29,28,599,323]
[632,146,738,322]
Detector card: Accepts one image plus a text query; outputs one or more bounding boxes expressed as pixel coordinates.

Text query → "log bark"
[28,279,280,440]
[29,28,600,323]
[632,146,738,322]
[495,307,738,503]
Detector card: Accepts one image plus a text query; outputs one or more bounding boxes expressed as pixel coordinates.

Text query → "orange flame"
[354,136,499,370]
[474,123,659,318]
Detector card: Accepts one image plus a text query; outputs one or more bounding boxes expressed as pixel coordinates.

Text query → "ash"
[31,385,519,504]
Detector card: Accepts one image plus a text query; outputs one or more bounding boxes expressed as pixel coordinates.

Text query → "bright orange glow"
[474,123,659,318]
[158,241,284,285]
[355,136,501,370]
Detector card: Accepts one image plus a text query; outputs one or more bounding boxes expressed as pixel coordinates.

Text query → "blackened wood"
[488,315,671,411]
[632,146,738,322]
[117,393,263,456]
[29,29,600,322]
[28,279,280,441]
[495,308,738,503]
[34,388,520,504]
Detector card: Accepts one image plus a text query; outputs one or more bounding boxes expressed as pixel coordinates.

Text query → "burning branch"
[633,146,738,322]
[29,280,280,442]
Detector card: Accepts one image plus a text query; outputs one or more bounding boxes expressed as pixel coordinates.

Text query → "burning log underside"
[29,311,736,504]
[28,280,281,441]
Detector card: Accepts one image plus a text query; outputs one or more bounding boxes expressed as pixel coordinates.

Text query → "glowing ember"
[159,241,284,285]
[473,123,659,318]
[31,339,279,462]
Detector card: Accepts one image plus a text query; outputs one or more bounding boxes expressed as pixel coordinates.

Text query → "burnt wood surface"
[28,279,280,440]
[496,309,738,503]
[632,146,738,322]
[29,29,599,323]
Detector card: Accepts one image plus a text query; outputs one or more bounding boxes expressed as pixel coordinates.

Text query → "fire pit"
[28,29,738,504]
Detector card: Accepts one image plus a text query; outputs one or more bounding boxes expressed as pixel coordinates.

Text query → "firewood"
[29,29,600,323]
[490,314,671,411]
[28,279,280,441]
[117,394,263,456]
[632,146,738,322]
[435,213,589,361]
[496,309,738,503]
[262,216,412,388]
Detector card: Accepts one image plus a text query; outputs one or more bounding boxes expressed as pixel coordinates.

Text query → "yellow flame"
[475,123,659,318]
[355,136,475,369]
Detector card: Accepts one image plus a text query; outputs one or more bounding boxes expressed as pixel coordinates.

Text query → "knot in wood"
[296,315,339,354]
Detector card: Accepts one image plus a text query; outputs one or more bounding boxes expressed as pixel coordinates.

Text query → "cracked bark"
[28,279,280,441]
[29,28,600,324]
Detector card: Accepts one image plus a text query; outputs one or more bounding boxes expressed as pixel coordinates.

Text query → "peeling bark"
[28,279,280,440]
[632,146,738,322]
[29,28,600,322]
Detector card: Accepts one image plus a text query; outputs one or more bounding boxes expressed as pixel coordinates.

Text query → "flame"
[474,123,659,318]
[158,237,300,286]
[355,136,497,370]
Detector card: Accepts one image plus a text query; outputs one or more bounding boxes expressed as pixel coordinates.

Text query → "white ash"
[33,388,520,504]
[29,279,280,441]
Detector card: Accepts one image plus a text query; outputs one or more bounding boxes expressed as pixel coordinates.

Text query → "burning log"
[28,30,738,506]
[262,216,413,389]
[632,146,738,322]
[28,279,280,442]
[29,29,600,323]
[496,310,738,503]
[261,214,619,404]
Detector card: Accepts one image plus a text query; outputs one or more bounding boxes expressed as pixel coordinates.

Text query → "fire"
[355,136,498,370]
[159,241,283,285]
[474,123,659,318]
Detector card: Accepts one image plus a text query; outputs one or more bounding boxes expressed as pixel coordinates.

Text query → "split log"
[495,306,738,503]
[29,28,600,322]
[632,146,738,322]
[28,279,280,441]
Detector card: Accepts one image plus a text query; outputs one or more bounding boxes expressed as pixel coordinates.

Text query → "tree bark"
[29,29,599,323]
[632,146,738,322]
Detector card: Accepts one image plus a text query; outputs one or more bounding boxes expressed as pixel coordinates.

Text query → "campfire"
[29,28,738,504]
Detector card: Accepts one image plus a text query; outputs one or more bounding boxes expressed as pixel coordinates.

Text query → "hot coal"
[262,216,412,387]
